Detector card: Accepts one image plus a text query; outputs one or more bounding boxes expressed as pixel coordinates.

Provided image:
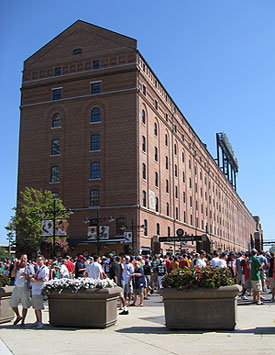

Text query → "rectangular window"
[155,100,158,110]
[183,192,186,203]
[91,135,100,151]
[90,189,100,206]
[55,67,61,76]
[91,82,101,94]
[50,166,59,183]
[93,60,100,69]
[51,139,60,156]
[52,89,62,100]
[143,85,146,96]
[90,162,100,179]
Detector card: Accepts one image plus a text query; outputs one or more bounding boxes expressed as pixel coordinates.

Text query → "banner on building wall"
[99,226,109,239]
[88,226,97,239]
[124,232,132,243]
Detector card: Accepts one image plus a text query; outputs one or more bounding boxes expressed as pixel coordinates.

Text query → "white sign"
[42,220,53,237]
[88,226,97,239]
[99,226,109,240]
[149,189,155,210]
[124,232,132,243]
[56,219,68,236]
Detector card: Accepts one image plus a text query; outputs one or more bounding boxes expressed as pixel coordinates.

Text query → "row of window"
[50,162,101,183]
[54,60,100,76]
[50,135,100,156]
[52,82,101,101]
[51,108,101,129]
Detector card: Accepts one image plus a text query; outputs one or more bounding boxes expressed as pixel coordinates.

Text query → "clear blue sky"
[0,0,274,246]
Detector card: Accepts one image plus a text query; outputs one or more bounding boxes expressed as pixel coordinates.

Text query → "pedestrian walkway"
[0,293,275,355]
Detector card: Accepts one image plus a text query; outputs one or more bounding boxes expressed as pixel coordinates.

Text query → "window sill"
[90,121,101,124]
[49,181,60,184]
[50,154,61,157]
[89,150,101,153]
[89,178,101,181]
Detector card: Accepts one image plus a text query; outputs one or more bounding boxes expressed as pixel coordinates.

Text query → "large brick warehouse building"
[17,20,262,256]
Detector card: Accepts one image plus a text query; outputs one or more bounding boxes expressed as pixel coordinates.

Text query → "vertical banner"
[42,220,53,236]
[56,219,68,236]
[88,226,97,239]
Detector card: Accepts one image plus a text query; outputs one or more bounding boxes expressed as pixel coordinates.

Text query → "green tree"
[5,187,69,255]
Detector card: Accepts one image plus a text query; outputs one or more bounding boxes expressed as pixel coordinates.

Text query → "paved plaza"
[1,292,275,355]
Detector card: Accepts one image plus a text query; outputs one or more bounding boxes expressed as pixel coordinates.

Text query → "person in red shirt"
[65,256,74,278]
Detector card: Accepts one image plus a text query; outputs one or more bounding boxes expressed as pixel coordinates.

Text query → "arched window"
[52,113,61,128]
[73,48,82,55]
[154,122,158,136]
[166,202,169,216]
[90,162,100,179]
[165,156,168,170]
[91,107,101,123]
[142,110,146,124]
[168,226,171,237]
[166,180,169,193]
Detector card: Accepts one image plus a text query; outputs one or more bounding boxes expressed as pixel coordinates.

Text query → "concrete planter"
[48,286,122,328]
[160,285,242,330]
[0,286,15,324]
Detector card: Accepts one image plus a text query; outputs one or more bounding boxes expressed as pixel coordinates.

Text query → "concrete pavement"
[0,292,275,355]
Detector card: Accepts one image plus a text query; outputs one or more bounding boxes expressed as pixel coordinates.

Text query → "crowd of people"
[1,247,274,327]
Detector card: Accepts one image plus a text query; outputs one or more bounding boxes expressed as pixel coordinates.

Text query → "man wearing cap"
[75,255,85,278]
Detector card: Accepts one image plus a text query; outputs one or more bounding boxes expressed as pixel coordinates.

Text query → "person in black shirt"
[74,255,85,278]
[130,261,145,307]
[143,260,153,298]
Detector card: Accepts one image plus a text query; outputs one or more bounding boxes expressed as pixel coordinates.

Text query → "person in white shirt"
[218,252,228,268]
[196,250,207,268]
[84,255,103,279]
[60,259,69,278]
[30,256,49,329]
[123,256,134,306]
[9,254,34,327]
[210,251,220,267]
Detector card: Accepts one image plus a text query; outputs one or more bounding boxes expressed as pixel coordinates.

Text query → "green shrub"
[162,266,234,289]
[0,274,10,287]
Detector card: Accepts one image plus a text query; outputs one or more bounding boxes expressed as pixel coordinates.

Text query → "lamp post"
[120,219,144,255]
[84,208,114,256]
[38,198,74,256]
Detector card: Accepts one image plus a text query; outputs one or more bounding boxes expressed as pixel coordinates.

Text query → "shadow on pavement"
[116,326,275,335]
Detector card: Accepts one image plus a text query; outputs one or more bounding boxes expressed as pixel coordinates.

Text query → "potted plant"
[160,267,241,330]
[42,278,122,328]
[0,274,15,324]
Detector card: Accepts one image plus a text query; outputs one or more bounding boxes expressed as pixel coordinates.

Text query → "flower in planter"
[162,266,234,290]
[54,239,69,252]
[42,277,117,295]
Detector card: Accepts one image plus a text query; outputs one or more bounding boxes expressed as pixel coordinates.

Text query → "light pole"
[84,209,114,255]
[38,198,74,256]
[120,219,144,255]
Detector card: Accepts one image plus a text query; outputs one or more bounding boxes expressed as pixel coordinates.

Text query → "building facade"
[18,20,259,256]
